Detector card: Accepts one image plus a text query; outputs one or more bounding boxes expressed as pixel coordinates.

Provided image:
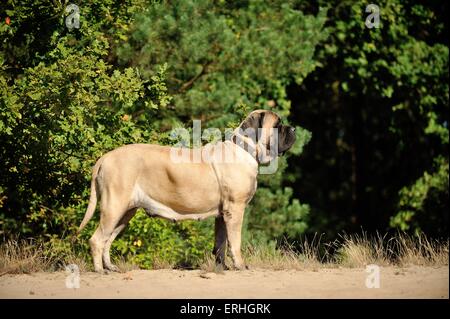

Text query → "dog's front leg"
[223,203,247,270]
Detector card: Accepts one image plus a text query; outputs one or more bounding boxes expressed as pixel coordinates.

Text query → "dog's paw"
[94,269,108,275]
[214,263,229,272]
[104,264,120,273]
[233,263,248,271]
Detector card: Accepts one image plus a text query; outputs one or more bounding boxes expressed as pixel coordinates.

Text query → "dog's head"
[232,110,296,164]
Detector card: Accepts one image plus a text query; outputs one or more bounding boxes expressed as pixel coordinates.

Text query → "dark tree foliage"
[288,0,448,238]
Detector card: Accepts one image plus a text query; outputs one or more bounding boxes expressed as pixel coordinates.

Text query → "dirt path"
[0,266,448,299]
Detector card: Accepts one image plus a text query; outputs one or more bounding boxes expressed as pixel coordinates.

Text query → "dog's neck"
[231,127,279,165]
[232,135,256,155]
[230,130,260,163]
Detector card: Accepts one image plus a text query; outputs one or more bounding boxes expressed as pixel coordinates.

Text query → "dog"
[78,110,296,272]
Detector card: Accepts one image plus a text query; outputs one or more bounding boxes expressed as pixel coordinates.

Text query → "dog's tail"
[77,157,104,234]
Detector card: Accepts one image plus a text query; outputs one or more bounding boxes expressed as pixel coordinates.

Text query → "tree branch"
[178,61,212,93]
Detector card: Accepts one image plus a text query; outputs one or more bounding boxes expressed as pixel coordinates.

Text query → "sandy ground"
[0,266,448,299]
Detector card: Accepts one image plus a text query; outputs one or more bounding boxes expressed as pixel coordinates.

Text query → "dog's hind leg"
[89,199,128,273]
[102,208,137,272]
[213,215,228,270]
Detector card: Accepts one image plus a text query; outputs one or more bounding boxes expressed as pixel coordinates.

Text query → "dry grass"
[0,237,94,274]
[200,235,324,272]
[396,233,449,267]
[1,232,448,274]
[332,233,392,267]
[332,232,449,268]
[0,239,56,275]
[200,232,448,271]
[199,246,307,272]
[199,253,219,272]
[244,243,304,270]
[0,238,140,274]
[148,255,177,270]
[115,256,141,272]
[244,238,325,270]
[61,255,91,273]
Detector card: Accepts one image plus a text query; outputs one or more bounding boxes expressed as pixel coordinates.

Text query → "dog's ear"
[240,112,265,132]
[239,111,268,145]
[278,125,296,154]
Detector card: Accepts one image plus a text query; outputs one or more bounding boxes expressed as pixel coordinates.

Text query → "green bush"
[391,156,449,235]
[114,210,214,269]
